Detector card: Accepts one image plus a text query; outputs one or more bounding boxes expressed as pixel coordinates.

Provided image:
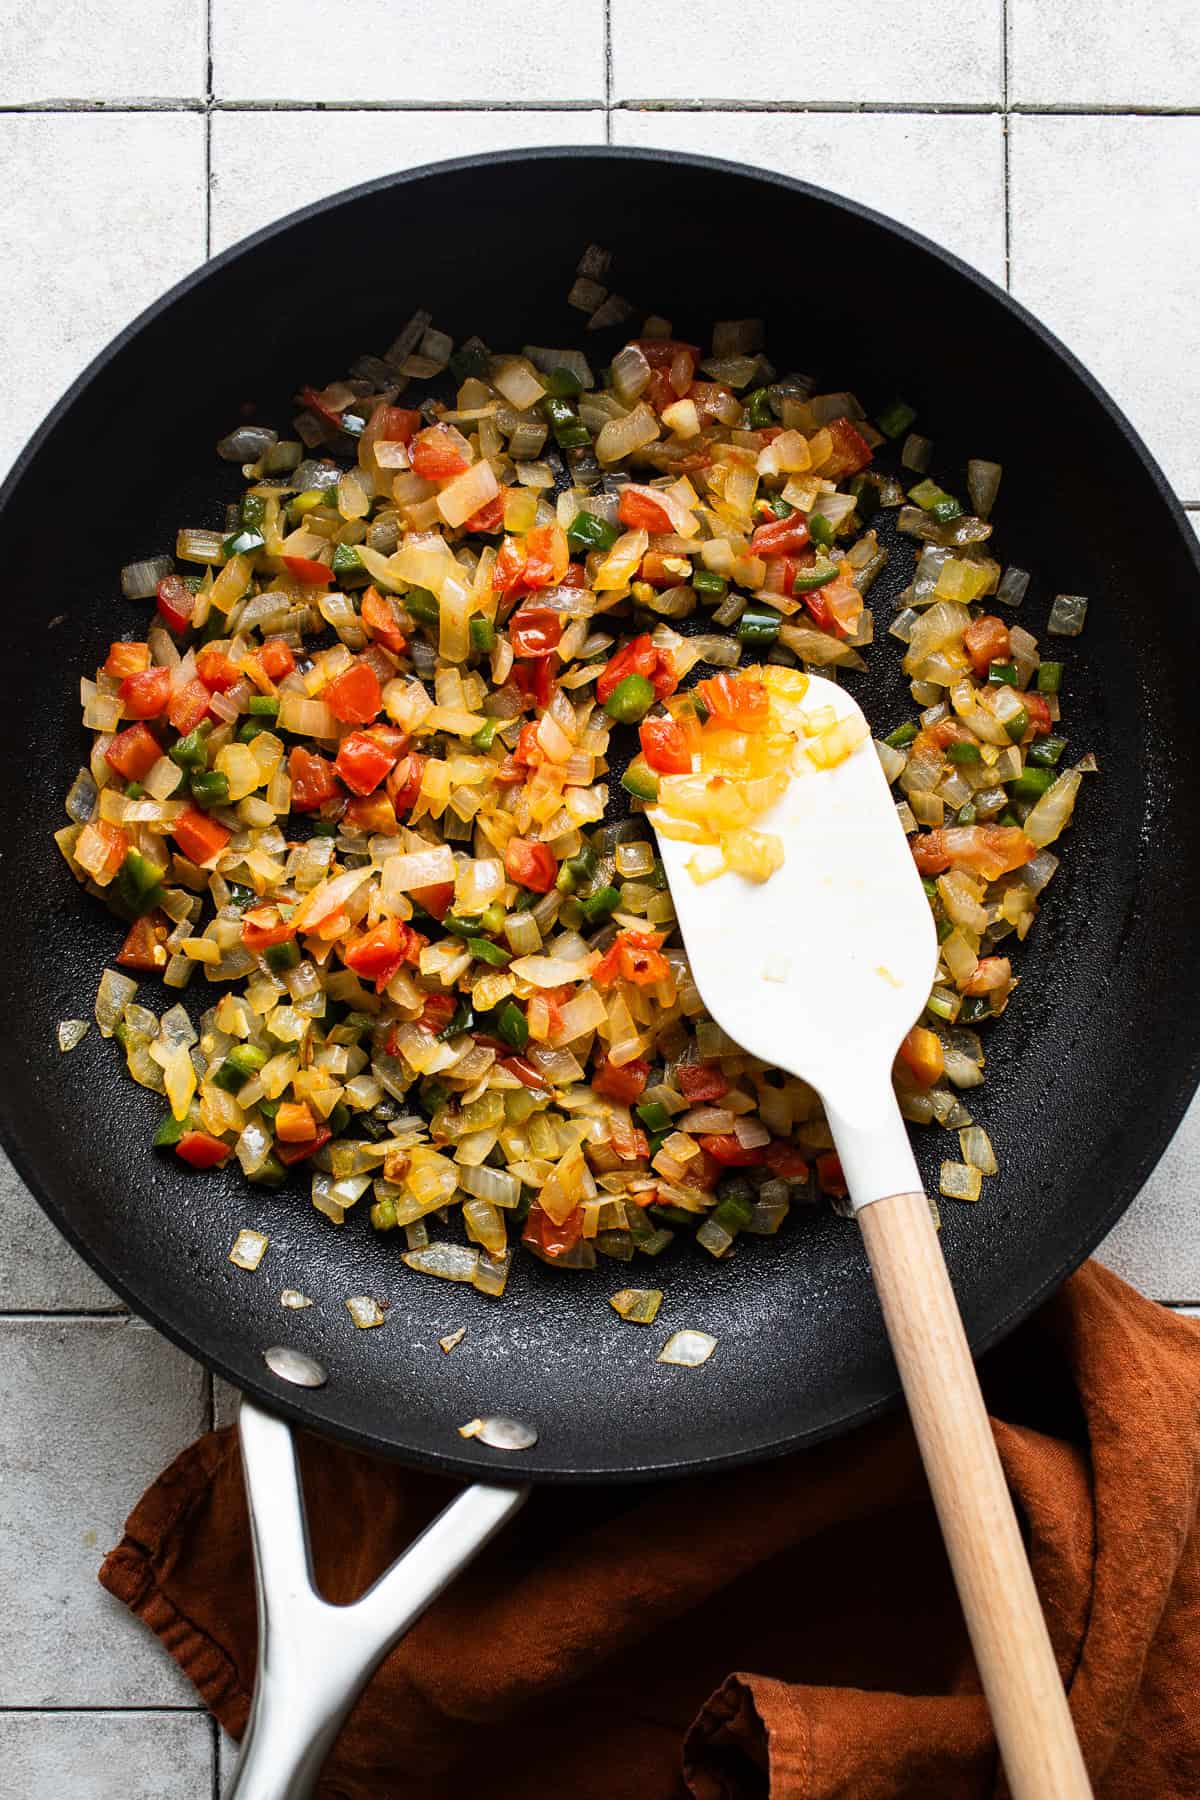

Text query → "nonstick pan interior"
[1,148,1197,1481]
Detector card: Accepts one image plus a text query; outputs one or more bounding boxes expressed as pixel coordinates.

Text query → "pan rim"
[3,143,1198,1483]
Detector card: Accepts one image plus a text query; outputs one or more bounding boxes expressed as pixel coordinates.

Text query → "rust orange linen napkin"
[100,1262,1200,1798]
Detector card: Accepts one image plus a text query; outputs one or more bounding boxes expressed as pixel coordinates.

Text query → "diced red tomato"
[492,535,528,596]
[155,575,195,634]
[419,993,457,1032]
[593,929,671,989]
[386,751,424,815]
[505,837,557,893]
[764,1141,811,1179]
[175,1131,231,1169]
[369,404,420,445]
[288,746,341,812]
[342,917,423,991]
[344,793,397,834]
[632,338,702,370]
[508,606,563,659]
[463,493,505,534]
[358,586,407,655]
[644,368,678,413]
[333,731,394,796]
[105,722,162,782]
[559,563,587,589]
[963,614,1010,679]
[815,1152,848,1198]
[240,906,295,953]
[749,512,811,558]
[512,655,557,710]
[697,1132,766,1168]
[259,637,296,680]
[821,417,874,480]
[522,1204,583,1257]
[105,642,150,679]
[410,879,454,922]
[195,647,241,693]
[171,806,231,865]
[275,1101,318,1143]
[511,721,544,770]
[116,911,170,972]
[118,667,170,720]
[596,633,677,704]
[677,1063,729,1102]
[618,487,675,533]
[696,670,769,730]
[591,1054,650,1103]
[912,824,1035,881]
[410,424,470,481]
[167,678,212,735]
[1019,691,1053,739]
[522,524,569,592]
[282,554,332,586]
[898,1026,945,1088]
[324,662,382,725]
[276,1126,332,1166]
[639,715,693,775]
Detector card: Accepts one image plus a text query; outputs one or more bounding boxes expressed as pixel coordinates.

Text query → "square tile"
[614,110,1006,283]
[1009,0,1200,108]
[1097,1089,1200,1304]
[0,114,206,486]
[0,1318,208,1704]
[210,109,606,253]
[1009,117,1200,500]
[212,0,604,102]
[0,1713,212,1800]
[611,0,1003,104]
[0,0,206,103]
[0,1150,122,1312]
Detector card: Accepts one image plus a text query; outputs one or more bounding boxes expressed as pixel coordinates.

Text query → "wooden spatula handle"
[858,1188,1093,1800]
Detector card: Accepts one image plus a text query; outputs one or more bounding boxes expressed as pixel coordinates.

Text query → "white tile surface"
[1097,1090,1200,1303]
[0,1150,121,1311]
[1008,0,1200,108]
[0,1713,212,1800]
[0,1318,207,1705]
[210,109,606,253]
[611,0,1003,104]
[1009,116,1200,499]
[614,109,1007,283]
[0,0,206,103]
[212,0,605,102]
[0,113,206,484]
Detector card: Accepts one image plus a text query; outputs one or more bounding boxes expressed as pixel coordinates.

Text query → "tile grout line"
[204,0,213,259]
[1001,0,1012,290]
[5,98,1200,117]
[603,0,613,143]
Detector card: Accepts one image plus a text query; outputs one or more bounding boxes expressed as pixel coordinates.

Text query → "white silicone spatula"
[652,672,1093,1800]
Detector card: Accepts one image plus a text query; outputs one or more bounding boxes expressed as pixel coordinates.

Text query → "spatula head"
[652,674,937,1125]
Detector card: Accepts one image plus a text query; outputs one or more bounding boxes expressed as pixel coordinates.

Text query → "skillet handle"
[857,1185,1094,1800]
[224,1401,528,1800]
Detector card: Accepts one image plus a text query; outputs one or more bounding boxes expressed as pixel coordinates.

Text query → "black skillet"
[0,146,1197,1497]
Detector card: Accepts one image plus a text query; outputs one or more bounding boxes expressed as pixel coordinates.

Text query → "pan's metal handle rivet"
[263,1345,328,1389]
[475,1415,538,1451]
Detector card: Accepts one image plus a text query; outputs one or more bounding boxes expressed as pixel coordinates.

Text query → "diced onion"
[657,1329,717,1366]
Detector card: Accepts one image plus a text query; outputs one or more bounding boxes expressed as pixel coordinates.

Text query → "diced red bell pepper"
[963,614,1011,679]
[299,384,346,429]
[463,493,505,534]
[1018,691,1053,739]
[631,337,703,370]
[167,678,212,735]
[282,555,332,586]
[419,993,458,1032]
[118,667,171,720]
[677,1062,729,1102]
[342,916,422,990]
[593,929,671,989]
[334,730,396,796]
[276,1126,332,1166]
[288,746,341,812]
[512,656,557,710]
[175,1131,231,1170]
[502,1053,550,1091]
[591,1053,650,1103]
[344,793,397,834]
[155,575,195,634]
[618,487,675,533]
[512,721,543,769]
[105,722,162,782]
[116,911,170,972]
[410,879,453,921]
[324,662,382,725]
[508,606,563,659]
[195,647,241,693]
[410,424,470,481]
[763,1141,811,1179]
[171,806,231,865]
[259,637,296,679]
[104,642,150,679]
[368,403,420,445]
[695,670,769,730]
[521,1204,584,1257]
[821,417,874,480]
[386,751,424,815]
[359,586,407,654]
[492,535,528,596]
[803,587,837,633]
[595,633,677,704]
[749,512,811,558]
[815,1151,848,1198]
[697,1132,766,1168]
[639,715,693,775]
[505,836,557,893]
[240,905,295,953]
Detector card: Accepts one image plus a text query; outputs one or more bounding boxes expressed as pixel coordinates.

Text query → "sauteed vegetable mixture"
[55,270,1090,1296]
